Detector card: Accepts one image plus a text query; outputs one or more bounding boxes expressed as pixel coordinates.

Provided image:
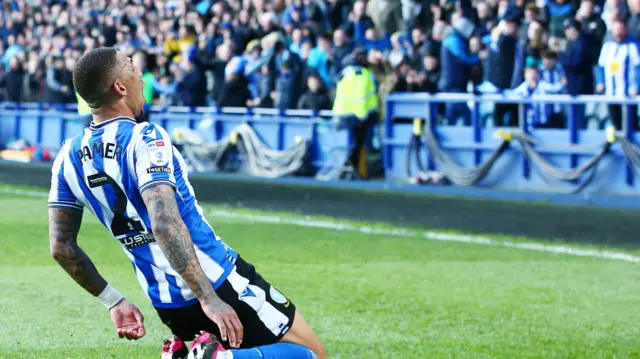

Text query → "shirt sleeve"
[134,123,177,194]
[48,143,83,211]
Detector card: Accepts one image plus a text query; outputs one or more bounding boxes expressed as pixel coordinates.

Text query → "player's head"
[73,47,146,117]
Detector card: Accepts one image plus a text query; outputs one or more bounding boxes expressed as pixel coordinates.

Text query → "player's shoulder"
[132,121,171,145]
[57,128,89,156]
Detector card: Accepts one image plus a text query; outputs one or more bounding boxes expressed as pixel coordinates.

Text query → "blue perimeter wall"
[2,93,640,205]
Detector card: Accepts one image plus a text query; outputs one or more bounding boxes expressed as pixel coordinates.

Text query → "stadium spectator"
[420,44,441,94]
[2,34,24,71]
[289,28,305,56]
[602,0,629,34]
[514,58,566,127]
[486,12,525,126]
[438,17,479,125]
[342,0,375,46]
[297,72,332,110]
[176,56,208,107]
[523,20,546,66]
[543,0,575,42]
[362,28,391,52]
[596,17,639,130]
[307,32,333,88]
[21,52,44,103]
[627,0,640,40]
[561,19,596,96]
[408,27,426,69]
[519,3,541,44]
[476,1,495,38]
[0,56,25,102]
[366,0,404,36]
[576,0,607,52]
[46,56,73,104]
[330,28,354,82]
[560,18,595,128]
[539,50,567,127]
[273,56,300,110]
[327,0,352,32]
[218,62,253,108]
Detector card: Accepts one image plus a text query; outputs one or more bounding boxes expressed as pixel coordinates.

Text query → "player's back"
[48,117,238,308]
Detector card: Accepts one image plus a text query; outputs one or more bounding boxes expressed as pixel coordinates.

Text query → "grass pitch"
[1,187,640,358]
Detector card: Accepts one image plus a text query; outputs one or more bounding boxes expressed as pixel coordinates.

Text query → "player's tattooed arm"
[142,184,217,302]
[49,208,108,296]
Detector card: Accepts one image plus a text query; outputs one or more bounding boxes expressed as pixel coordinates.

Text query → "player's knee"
[311,341,326,359]
[285,332,326,359]
[298,336,326,359]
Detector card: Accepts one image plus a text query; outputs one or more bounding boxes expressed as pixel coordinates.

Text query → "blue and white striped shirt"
[597,39,640,97]
[539,63,565,114]
[513,80,565,125]
[48,117,240,308]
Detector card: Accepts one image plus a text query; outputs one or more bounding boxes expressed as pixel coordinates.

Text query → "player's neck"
[91,104,136,127]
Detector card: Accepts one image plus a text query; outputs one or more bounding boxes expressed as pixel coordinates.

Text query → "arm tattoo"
[49,208,107,296]
[142,185,216,302]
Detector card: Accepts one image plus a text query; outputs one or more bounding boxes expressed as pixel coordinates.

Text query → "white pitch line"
[207,210,640,263]
[2,187,639,263]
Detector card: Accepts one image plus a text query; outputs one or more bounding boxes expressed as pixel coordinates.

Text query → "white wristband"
[97,284,125,310]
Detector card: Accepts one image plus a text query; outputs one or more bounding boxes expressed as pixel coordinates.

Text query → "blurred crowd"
[1,0,640,128]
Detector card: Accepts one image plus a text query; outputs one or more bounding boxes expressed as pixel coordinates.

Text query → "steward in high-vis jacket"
[332,47,379,177]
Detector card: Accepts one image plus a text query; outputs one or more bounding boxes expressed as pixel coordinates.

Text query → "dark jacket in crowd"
[544,0,574,38]
[559,34,594,95]
[486,34,523,90]
[0,68,25,102]
[438,31,480,91]
[46,66,73,103]
[582,14,607,53]
[297,87,332,111]
[628,12,640,43]
[256,68,275,108]
[331,43,354,82]
[275,70,298,110]
[177,67,207,107]
[328,0,351,31]
[342,16,375,45]
[208,59,228,104]
[422,68,440,93]
[22,72,43,103]
[218,75,252,107]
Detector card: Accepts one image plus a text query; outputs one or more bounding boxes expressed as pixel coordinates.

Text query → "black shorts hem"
[155,256,296,349]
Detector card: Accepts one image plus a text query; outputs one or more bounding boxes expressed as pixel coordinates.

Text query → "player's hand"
[596,84,605,94]
[110,299,146,340]
[201,296,243,348]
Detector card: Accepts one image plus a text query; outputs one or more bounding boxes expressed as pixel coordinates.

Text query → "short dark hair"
[541,49,558,60]
[73,47,122,108]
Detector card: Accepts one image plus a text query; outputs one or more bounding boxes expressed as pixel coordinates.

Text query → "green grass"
[1,188,640,358]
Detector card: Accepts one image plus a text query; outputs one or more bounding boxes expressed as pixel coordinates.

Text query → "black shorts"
[155,256,296,349]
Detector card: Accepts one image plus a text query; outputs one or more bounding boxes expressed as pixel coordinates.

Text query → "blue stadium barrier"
[0,103,350,170]
[385,93,640,194]
[3,95,640,196]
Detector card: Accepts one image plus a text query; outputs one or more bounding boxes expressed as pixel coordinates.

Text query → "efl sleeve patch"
[146,140,169,167]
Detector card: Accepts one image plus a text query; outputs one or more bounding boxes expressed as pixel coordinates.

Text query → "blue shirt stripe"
[87,130,119,223]
[165,274,186,304]
[68,133,106,225]
[116,122,151,230]
[131,245,161,303]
